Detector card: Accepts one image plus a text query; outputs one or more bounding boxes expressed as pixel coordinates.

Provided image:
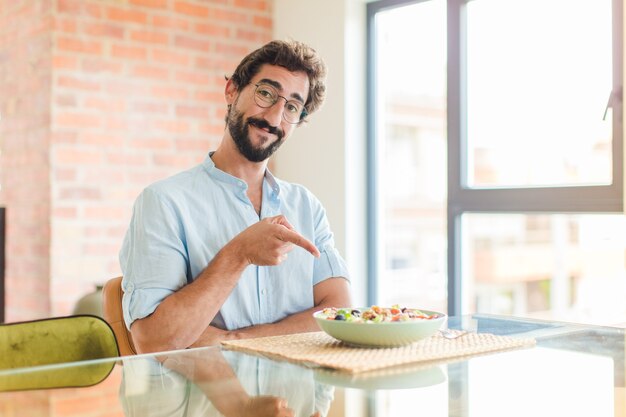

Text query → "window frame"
[367,0,624,315]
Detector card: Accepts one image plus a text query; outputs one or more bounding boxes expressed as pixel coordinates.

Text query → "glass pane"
[374,0,447,312]
[462,213,626,325]
[466,0,613,188]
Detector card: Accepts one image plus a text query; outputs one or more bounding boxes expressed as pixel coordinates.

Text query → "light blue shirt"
[120,153,349,331]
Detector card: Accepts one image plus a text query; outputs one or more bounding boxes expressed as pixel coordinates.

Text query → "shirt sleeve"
[119,187,189,330]
[310,199,350,285]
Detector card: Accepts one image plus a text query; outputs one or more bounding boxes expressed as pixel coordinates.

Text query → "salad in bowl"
[314,305,446,347]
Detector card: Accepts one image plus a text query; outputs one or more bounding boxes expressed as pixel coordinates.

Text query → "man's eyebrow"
[257,78,305,103]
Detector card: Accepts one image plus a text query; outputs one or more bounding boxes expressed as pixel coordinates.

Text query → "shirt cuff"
[122,283,174,330]
[312,246,350,285]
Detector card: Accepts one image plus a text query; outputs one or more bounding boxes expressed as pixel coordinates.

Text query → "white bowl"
[313,308,446,347]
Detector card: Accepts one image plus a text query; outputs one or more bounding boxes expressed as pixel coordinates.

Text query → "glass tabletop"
[0,314,624,417]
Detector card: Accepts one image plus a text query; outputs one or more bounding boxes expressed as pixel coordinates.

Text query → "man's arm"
[190,277,351,347]
[129,215,320,354]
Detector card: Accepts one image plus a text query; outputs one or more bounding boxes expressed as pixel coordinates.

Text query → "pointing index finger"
[280,229,320,258]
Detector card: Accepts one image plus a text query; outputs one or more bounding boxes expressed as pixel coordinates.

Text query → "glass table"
[0,314,624,417]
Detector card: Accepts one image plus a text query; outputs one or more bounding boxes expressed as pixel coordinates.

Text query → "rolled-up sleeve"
[120,187,189,330]
[312,246,349,285]
[310,199,350,285]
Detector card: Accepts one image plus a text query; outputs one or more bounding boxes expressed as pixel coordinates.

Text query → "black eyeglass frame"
[252,83,308,124]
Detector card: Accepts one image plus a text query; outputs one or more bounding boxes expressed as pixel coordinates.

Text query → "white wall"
[273,0,367,306]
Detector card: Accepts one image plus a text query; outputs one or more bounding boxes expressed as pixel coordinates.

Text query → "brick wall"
[0,1,53,320]
[1,0,272,320]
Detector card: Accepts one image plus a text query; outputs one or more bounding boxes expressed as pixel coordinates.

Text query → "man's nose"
[263,99,286,127]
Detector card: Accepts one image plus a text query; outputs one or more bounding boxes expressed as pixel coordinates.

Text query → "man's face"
[226,64,309,163]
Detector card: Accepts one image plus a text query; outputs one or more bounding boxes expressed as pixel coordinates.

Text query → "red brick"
[176,104,209,118]
[151,15,189,31]
[57,37,103,54]
[129,137,173,150]
[194,23,230,37]
[236,28,269,43]
[174,1,209,18]
[130,29,169,44]
[103,116,131,131]
[80,132,125,147]
[151,49,190,66]
[82,22,126,39]
[174,34,211,52]
[57,0,82,14]
[57,0,102,18]
[54,168,78,181]
[133,102,170,114]
[81,58,124,74]
[106,7,148,25]
[55,94,77,107]
[154,119,191,134]
[84,206,128,220]
[52,54,79,70]
[132,64,169,80]
[59,187,101,200]
[83,169,125,183]
[153,153,196,168]
[208,8,249,23]
[195,56,234,72]
[150,85,190,100]
[53,16,77,33]
[175,138,211,151]
[215,42,251,57]
[55,148,103,165]
[252,15,272,29]
[106,153,149,166]
[53,207,78,218]
[51,131,77,145]
[55,112,102,129]
[111,44,148,60]
[199,122,226,136]
[84,97,126,112]
[129,0,169,9]
[234,0,269,11]
[194,90,224,102]
[175,70,211,85]
[57,75,101,91]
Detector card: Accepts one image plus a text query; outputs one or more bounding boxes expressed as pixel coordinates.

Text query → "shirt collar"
[203,152,281,198]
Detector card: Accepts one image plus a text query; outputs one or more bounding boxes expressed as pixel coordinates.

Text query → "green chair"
[0,315,119,391]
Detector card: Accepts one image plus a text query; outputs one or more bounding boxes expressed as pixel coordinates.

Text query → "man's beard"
[227,108,285,163]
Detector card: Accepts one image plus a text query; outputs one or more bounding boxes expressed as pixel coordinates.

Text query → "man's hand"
[240,396,295,417]
[234,215,320,266]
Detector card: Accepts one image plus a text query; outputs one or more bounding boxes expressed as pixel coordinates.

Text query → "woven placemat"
[222,331,535,373]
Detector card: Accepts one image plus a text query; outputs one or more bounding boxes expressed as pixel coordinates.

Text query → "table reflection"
[119,349,334,417]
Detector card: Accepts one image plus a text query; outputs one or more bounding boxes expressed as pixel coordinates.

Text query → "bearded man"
[119,40,351,354]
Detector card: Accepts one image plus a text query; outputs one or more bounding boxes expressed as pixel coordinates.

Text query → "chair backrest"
[0,315,119,369]
[102,276,137,356]
[0,315,119,391]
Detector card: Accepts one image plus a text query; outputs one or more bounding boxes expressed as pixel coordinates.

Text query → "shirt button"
[261,289,267,295]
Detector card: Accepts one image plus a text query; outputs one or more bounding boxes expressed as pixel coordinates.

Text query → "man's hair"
[228,39,327,121]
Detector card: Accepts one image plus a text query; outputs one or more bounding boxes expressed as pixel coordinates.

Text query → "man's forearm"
[225,277,351,342]
[130,240,249,353]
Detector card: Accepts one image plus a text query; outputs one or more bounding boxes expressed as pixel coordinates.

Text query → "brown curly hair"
[227,39,327,123]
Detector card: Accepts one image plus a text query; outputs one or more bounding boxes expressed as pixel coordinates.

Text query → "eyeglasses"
[253,83,307,124]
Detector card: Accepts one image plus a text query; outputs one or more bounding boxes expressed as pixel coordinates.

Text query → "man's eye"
[286,102,301,114]
[258,88,275,100]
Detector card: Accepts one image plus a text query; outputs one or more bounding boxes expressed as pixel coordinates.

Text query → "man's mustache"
[248,117,284,140]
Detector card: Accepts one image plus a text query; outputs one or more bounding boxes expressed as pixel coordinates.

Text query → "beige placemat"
[222,331,535,373]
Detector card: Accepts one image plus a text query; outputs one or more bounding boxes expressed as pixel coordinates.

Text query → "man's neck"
[211,140,267,190]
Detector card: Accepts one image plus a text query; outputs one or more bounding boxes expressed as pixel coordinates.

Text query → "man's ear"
[225,79,238,105]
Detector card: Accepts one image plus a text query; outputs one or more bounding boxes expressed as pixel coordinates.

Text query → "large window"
[368,0,624,325]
